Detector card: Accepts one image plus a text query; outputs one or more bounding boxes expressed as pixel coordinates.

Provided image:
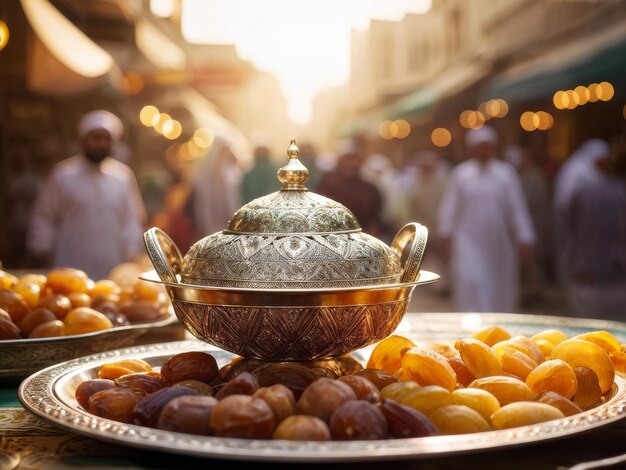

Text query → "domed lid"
[227,140,360,234]
[180,139,405,289]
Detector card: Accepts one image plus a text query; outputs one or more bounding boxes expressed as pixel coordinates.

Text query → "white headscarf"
[465,125,498,148]
[191,135,243,236]
[78,110,124,141]
[554,138,610,210]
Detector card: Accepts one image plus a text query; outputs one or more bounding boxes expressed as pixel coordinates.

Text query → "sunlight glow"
[181,0,431,124]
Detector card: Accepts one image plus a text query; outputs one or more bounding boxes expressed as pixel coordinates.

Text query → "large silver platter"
[18,312,626,463]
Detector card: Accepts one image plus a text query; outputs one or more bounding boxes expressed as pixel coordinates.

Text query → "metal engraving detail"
[227,189,360,234]
[172,299,409,361]
[182,231,401,288]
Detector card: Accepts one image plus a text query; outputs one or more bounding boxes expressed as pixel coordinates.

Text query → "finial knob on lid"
[277,139,309,190]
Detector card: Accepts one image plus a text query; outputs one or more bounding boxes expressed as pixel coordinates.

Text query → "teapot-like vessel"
[143,140,438,361]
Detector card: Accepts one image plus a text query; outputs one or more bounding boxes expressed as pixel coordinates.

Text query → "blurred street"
[0,0,625,320]
[409,280,568,316]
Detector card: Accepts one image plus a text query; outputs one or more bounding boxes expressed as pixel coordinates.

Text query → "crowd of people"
[12,109,626,321]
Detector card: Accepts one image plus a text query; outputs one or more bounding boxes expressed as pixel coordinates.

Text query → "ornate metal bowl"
[143,140,438,361]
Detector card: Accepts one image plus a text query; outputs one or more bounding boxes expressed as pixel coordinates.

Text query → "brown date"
[36,293,72,320]
[272,415,331,441]
[254,362,322,401]
[210,394,276,439]
[0,307,11,321]
[379,398,438,438]
[355,368,400,390]
[67,292,92,309]
[157,395,218,435]
[118,301,163,323]
[533,390,583,417]
[88,387,146,423]
[75,379,116,409]
[102,310,131,327]
[160,351,219,386]
[252,384,297,424]
[338,375,381,403]
[215,371,259,399]
[115,373,166,394]
[296,377,357,422]
[172,380,214,395]
[0,288,29,324]
[133,386,200,428]
[18,308,56,336]
[0,317,21,339]
[218,357,263,382]
[29,320,65,338]
[572,366,603,410]
[329,400,389,440]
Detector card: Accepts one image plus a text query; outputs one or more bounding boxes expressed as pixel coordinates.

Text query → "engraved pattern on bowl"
[181,231,401,288]
[227,190,360,233]
[173,299,409,361]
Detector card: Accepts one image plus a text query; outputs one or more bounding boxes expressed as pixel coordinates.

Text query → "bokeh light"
[553,91,565,109]
[379,120,394,140]
[494,99,509,117]
[565,90,579,109]
[0,21,9,51]
[588,83,600,102]
[599,82,614,101]
[431,128,451,147]
[152,113,171,133]
[193,128,215,148]
[536,111,553,130]
[391,119,411,139]
[459,110,473,128]
[162,119,182,139]
[520,111,539,131]
[139,105,159,126]
[467,111,485,129]
[574,85,590,105]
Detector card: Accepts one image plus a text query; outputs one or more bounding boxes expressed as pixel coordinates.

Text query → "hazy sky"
[179,0,431,124]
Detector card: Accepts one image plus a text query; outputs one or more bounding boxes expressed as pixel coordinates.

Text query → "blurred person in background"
[360,152,397,242]
[27,110,147,281]
[553,139,626,319]
[5,143,43,268]
[185,135,243,239]
[437,126,536,313]
[317,139,384,237]
[504,144,552,305]
[240,143,280,204]
[399,150,450,294]
[298,141,322,191]
[148,161,194,255]
[553,139,610,285]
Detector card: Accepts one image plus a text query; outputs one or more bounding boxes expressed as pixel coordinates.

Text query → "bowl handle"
[143,227,183,284]
[391,222,428,283]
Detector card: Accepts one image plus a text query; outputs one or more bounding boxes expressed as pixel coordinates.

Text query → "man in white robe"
[27,110,147,281]
[437,126,536,312]
[555,141,626,319]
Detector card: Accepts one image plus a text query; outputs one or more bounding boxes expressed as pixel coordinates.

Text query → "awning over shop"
[135,18,186,71]
[388,61,489,119]
[336,111,388,138]
[175,86,251,165]
[481,24,626,103]
[21,0,116,95]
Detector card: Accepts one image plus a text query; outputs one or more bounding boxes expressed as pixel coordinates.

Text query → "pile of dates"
[74,325,626,440]
[0,265,170,340]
